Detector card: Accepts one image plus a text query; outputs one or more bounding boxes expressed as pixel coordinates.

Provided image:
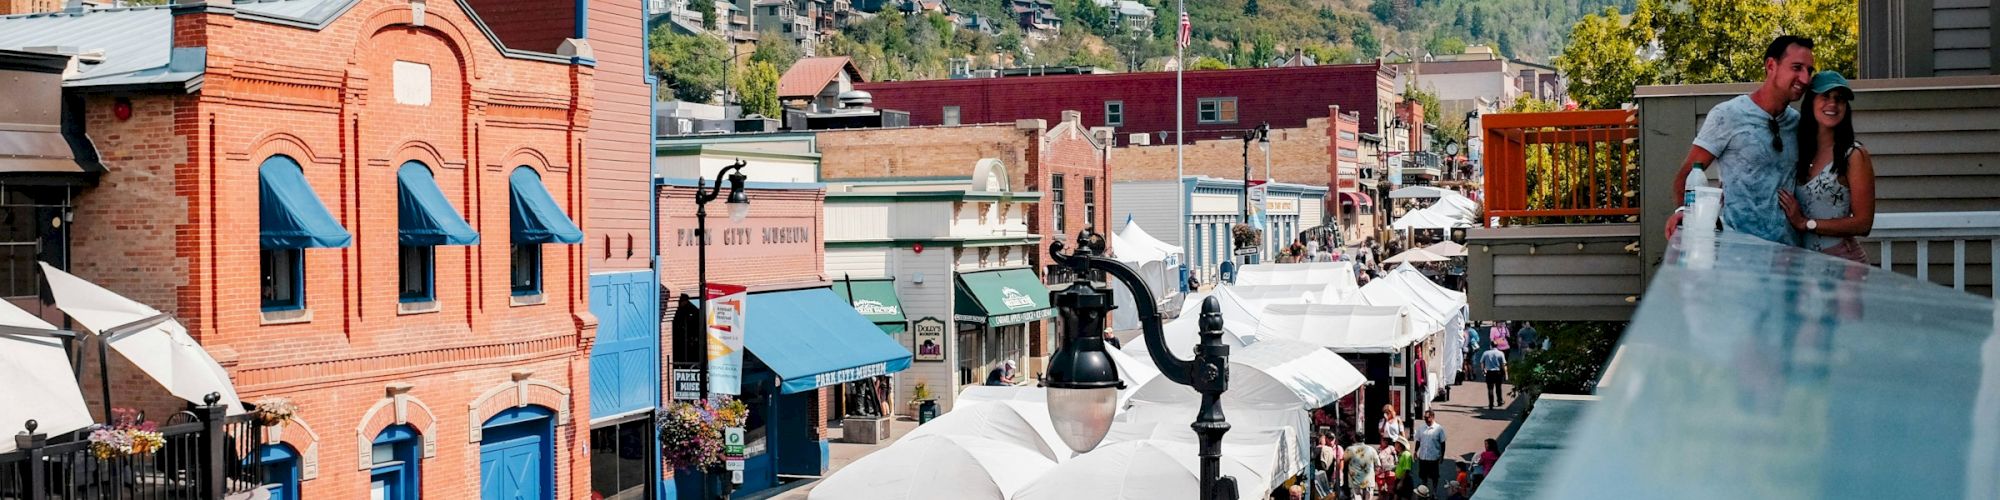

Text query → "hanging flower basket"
[253,397,299,427]
[1232,223,1262,249]
[659,397,749,471]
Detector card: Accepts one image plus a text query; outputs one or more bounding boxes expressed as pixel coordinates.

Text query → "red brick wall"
[585,0,656,274]
[1107,115,1334,186]
[857,64,1400,146]
[816,123,1038,188]
[1029,112,1111,270]
[65,2,595,498]
[0,0,58,15]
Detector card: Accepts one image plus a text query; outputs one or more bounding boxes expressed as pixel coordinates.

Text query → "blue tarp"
[397,162,480,246]
[744,288,913,394]
[259,156,351,248]
[508,167,584,244]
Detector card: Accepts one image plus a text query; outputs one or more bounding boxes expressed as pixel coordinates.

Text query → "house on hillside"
[778,56,908,129]
[1090,0,1153,32]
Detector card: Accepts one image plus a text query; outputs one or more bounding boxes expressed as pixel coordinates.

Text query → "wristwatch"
[1806,219,1818,232]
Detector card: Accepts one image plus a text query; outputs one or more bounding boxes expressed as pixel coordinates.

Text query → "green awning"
[953,268,1055,327]
[831,279,907,334]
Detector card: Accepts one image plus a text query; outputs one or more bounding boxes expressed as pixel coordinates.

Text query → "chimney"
[1060,110,1081,125]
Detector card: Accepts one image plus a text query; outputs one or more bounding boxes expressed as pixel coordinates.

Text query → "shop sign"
[672,368,703,401]
[912,317,946,362]
[706,283,749,396]
[1000,287,1036,310]
[813,363,888,388]
[853,299,899,316]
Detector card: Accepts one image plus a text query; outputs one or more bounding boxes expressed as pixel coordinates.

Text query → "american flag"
[1177,11,1191,50]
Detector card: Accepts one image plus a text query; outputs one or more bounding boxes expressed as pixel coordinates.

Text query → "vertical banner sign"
[1246,183,1270,250]
[706,283,749,396]
[1389,156,1405,187]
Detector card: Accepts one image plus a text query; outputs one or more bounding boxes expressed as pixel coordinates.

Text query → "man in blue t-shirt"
[1480,346,1508,409]
[1667,35,1817,246]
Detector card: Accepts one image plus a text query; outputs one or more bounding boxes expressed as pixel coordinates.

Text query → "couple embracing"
[1667,35,1875,262]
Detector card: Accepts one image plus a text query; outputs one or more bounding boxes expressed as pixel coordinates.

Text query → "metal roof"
[0,5,197,90]
[233,0,361,29]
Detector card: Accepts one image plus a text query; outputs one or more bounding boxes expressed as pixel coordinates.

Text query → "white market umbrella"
[0,300,95,452]
[1391,206,1473,231]
[1012,439,1269,500]
[1434,192,1482,220]
[1425,240,1469,257]
[1127,337,1366,411]
[905,400,1069,462]
[1382,247,1450,264]
[1108,407,1304,490]
[809,434,1055,500]
[39,263,244,415]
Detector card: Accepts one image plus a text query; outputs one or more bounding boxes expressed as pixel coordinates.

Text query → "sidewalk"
[1424,375,1526,494]
[748,418,921,500]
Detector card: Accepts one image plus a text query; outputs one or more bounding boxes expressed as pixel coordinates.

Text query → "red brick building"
[0,0,596,498]
[856,64,1402,147]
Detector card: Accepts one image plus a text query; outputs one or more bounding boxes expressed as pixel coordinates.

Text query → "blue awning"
[397,162,479,246]
[508,167,584,244]
[259,156,351,249]
[745,288,913,394]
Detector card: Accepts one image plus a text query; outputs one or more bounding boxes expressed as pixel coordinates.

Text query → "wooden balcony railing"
[1481,109,1640,226]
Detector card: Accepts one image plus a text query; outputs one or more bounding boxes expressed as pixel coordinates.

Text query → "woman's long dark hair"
[1794,90,1857,184]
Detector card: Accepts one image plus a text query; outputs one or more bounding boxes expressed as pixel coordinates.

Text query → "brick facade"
[583,0,656,274]
[62,2,594,498]
[0,0,57,15]
[1108,106,1344,190]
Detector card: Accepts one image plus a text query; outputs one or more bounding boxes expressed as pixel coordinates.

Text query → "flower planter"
[841,416,892,444]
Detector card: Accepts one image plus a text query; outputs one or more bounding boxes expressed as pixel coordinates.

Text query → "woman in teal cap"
[1778,71,1875,262]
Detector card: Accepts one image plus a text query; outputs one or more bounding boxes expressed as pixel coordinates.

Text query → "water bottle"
[1683,163,1706,208]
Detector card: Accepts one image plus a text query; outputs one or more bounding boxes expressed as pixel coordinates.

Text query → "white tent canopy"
[1341,264,1470,396]
[1011,439,1270,500]
[0,300,95,452]
[1382,247,1450,264]
[1257,303,1431,354]
[808,434,1055,500]
[1391,205,1474,231]
[1388,185,1453,199]
[959,346,1161,409]
[1234,261,1359,291]
[1127,337,1366,410]
[1114,217,1184,260]
[1124,293,1260,361]
[1103,414,1298,490]
[40,263,245,415]
[1434,192,1482,221]
[903,400,1070,463]
[1110,220,1185,331]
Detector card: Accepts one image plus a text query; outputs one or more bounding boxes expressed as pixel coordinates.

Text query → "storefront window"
[589,418,652,500]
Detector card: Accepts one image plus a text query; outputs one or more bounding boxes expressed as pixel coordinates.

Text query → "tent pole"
[98,335,112,421]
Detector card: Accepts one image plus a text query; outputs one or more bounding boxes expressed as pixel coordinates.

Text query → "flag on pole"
[1177,11,1191,50]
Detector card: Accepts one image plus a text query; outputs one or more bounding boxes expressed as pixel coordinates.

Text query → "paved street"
[1423,374,1526,495]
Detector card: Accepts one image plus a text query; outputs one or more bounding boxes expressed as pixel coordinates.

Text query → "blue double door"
[481,407,555,500]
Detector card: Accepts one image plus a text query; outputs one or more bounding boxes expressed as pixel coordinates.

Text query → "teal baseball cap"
[1810,71,1853,98]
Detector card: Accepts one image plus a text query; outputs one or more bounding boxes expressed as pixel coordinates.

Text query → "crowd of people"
[1274,407,1494,500]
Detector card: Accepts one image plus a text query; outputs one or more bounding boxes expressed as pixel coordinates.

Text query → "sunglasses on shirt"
[1767,118,1783,152]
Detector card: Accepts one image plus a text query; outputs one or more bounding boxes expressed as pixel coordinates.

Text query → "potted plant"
[906,380,932,416]
[1232,223,1262,250]
[88,408,164,460]
[253,397,299,427]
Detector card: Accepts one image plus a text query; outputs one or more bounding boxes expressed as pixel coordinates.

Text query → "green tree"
[750,32,803,69]
[1243,0,1260,16]
[1189,56,1232,70]
[1426,34,1467,56]
[1402,86,1441,125]
[701,0,719,30]
[1511,322,1626,400]
[649,29,729,102]
[1250,36,1275,67]
[1556,0,1856,109]
[733,60,783,118]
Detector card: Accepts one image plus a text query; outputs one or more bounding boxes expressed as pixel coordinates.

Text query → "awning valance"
[259,155,352,249]
[398,162,480,246]
[745,288,913,394]
[831,279,907,334]
[508,167,584,244]
[953,268,1055,327]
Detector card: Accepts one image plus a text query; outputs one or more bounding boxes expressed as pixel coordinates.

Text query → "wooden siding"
[587,0,656,273]
[1466,224,1642,321]
[1861,0,1998,78]
[1637,77,2000,289]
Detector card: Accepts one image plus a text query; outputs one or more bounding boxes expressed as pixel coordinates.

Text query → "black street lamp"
[1238,123,1270,266]
[693,159,748,499]
[1044,229,1238,500]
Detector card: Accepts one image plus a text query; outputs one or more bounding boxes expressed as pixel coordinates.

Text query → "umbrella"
[39,263,245,415]
[1012,439,1270,500]
[1127,337,1367,410]
[1425,240,1468,257]
[1382,247,1450,264]
[0,300,94,452]
[903,400,1069,462]
[809,434,1056,500]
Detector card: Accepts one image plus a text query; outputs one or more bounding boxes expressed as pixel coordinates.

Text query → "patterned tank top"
[1796,149,1857,252]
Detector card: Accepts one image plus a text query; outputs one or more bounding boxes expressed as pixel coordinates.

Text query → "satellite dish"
[1446,143,1461,156]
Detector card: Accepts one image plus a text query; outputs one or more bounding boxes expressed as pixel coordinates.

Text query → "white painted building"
[1112,176,1328,283]
[823,159,1050,414]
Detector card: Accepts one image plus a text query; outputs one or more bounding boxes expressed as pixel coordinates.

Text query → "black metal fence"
[0,399,268,500]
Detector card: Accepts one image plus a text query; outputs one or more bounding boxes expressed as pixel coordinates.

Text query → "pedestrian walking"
[1379,404,1404,444]
[1415,410,1446,493]
[1346,432,1379,500]
[1518,322,1539,354]
[1476,439,1502,482]
[1479,345,1508,408]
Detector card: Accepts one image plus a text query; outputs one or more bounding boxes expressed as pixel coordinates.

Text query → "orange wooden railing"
[1481,109,1640,226]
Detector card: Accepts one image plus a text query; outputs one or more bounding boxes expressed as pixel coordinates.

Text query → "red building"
[0,0,596,498]
[857,64,1402,146]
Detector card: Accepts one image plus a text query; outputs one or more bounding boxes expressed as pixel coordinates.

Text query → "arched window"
[258,155,351,311]
[506,167,582,297]
[370,425,422,500]
[396,162,479,303]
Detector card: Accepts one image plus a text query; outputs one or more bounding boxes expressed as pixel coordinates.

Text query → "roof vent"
[837,90,873,108]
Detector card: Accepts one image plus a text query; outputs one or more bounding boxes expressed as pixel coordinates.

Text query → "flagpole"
[1174,1,1186,286]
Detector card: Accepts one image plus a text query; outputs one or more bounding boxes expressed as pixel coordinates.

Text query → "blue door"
[589,271,661,416]
[480,407,554,500]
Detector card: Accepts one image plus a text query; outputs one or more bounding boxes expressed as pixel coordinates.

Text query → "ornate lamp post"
[693,159,748,499]
[1044,229,1238,500]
